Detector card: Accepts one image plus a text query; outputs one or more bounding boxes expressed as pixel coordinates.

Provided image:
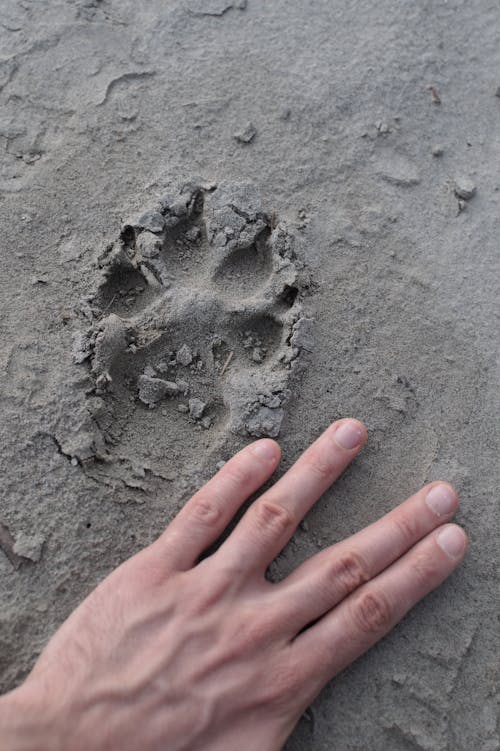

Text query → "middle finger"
[216,419,367,574]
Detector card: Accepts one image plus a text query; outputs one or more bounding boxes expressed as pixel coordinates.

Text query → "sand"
[1,1,499,749]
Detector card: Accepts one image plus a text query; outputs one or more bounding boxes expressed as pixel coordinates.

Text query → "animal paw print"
[74,181,311,473]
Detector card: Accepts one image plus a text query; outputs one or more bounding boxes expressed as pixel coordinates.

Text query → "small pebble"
[454,177,476,200]
[189,398,206,420]
[138,375,178,406]
[185,226,200,242]
[176,344,193,366]
[375,120,390,134]
[234,122,257,144]
[13,532,45,563]
[432,144,444,157]
[177,403,189,413]
[95,373,109,391]
[176,379,190,395]
[137,232,162,259]
[136,211,165,234]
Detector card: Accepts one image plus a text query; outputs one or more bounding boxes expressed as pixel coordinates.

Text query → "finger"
[216,419,367,574]
[294,523,467,688]
[274,482,458,633]
[153,439,280,570]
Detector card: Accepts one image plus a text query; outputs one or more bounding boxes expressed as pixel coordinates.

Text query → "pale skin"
[0,418,468,751]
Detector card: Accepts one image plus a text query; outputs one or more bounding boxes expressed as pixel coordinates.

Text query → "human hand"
[0,419,467,751]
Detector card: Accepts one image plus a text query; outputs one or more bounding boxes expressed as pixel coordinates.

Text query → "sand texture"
[0,1,499,749]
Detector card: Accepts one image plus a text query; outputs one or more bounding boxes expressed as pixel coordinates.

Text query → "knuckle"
[411,551,440,586]
[188,495,222,528]
[303,452,334,483]
[350,589,393,635]
[392,512,420,547]
[180,567,230,617]
[237,614,276,650]
[222,461,253,490]
[127,547,172,587]
[260,660,301,707]
[210,553,248,582]
[329,551,370,593]
[255,500,295,537]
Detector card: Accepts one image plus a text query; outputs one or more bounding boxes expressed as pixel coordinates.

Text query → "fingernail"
[425,484,457,516]
[437,525,467,559]
[251,439,278,462]
[333,421,364,450]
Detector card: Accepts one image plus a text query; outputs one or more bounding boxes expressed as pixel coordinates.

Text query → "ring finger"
[274,481,459,634]
[294,523,468,689]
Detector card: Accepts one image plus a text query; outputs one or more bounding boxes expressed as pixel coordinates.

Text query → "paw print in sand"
[74,182,312,478]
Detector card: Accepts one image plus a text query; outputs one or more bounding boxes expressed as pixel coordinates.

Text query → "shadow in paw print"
[213,232,273,299]
[75,181,312,483]
[97,265,153,317]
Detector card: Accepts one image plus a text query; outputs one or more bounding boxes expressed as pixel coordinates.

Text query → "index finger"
[154,438,281,570]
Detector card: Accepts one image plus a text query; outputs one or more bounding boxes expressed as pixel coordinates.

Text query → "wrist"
[0,681,64,751]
